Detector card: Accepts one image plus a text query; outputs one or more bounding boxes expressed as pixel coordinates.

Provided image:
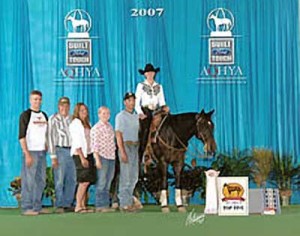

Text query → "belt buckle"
[148,104,156,110]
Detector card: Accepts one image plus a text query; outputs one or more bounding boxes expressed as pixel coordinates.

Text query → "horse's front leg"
[158,161,170,213]
[173,161,186,213]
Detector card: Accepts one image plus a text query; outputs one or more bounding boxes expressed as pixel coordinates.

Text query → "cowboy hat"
[138,63,160,75]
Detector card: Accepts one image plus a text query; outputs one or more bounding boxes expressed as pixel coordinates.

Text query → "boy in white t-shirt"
[19,90,48,216]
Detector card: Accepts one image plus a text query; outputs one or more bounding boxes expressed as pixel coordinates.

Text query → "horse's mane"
[162,112,198,143]
[168,112,198,126]
[169,112,198,120]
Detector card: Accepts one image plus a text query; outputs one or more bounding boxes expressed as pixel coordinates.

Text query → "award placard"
[218,177,249,216]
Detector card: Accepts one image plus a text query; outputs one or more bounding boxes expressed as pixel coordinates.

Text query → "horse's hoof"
[177,206,187,213]
[161,207,170,213]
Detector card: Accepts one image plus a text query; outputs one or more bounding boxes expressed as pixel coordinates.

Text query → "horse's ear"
[196,109,204,120]
[207,109,215,117]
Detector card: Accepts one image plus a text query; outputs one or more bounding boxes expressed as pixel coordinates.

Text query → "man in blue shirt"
[115,92,140,212]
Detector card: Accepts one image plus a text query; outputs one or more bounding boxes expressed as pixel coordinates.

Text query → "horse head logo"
[222,183,245,201]
[207,8,234,37]
[64,9,92,38]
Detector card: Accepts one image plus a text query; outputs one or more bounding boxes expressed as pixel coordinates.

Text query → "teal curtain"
[0,0,299,206]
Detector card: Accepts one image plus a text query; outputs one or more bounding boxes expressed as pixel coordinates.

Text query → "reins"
[155,115,188,152]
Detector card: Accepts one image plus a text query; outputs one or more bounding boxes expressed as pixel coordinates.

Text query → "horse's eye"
[208,121,212,126]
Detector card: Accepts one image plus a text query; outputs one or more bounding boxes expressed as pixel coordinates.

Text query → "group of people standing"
[18,63,168,215]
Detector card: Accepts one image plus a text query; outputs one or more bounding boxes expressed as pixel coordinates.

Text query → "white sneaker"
[22,210,39,216]
[95,208,116,213]
[133,196,143,209]
[111,202,119,209]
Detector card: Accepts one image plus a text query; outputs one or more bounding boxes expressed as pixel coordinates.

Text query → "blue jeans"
[21,151,46,212]
[118,144,139,208]
[54,147,76,208]
[95,158,115,208]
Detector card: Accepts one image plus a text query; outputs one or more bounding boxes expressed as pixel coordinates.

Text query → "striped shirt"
[90,121,116,160]
[48,113,72,159]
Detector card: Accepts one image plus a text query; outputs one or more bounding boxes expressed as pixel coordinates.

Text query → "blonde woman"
[70,103,96,213]
[91,106,116,213]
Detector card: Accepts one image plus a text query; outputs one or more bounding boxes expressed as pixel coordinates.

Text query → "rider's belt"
[143,104,158,111]
[124,141,139,146]
[56,146,71,149]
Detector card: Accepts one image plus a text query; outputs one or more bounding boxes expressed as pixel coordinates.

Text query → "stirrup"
[150,131,158,143]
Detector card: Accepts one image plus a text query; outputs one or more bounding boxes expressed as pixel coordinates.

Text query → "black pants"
[138,107,154,162]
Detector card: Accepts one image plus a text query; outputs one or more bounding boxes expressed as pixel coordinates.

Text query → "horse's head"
[209,14,217,20]
[195,109,217,155]
[67,15,74,21]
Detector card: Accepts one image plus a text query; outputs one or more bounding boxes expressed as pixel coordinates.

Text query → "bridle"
[148,114,214,162]
[195,116,213,144]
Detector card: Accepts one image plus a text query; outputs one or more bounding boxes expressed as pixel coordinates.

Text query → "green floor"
[0,205,299,236]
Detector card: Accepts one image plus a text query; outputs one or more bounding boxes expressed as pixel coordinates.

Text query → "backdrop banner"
[0,0,299,206]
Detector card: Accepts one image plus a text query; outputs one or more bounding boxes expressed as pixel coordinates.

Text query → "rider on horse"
[135,63,169,163]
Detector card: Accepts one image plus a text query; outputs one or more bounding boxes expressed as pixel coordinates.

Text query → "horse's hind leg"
[173,161,186,213]
[158,161,170,213]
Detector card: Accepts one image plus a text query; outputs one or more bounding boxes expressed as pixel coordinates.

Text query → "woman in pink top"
[91,106,116,213]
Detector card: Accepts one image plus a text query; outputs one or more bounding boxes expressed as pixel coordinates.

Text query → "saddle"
[143,109,168,167]
[150,109,168,143]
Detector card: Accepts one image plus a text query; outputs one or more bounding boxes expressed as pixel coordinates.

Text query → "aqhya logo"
[198,8,245,84]
[65,9,92,66]
[208,8,234,65]
[56,9,103,84]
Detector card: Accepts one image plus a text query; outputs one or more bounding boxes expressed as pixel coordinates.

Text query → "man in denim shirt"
[115,92,140,212]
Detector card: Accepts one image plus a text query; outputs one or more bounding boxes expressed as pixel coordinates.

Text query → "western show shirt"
[19,109,48,151]
[135,80,166,115]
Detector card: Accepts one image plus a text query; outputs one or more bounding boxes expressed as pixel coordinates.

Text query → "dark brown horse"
[147,109,217,212]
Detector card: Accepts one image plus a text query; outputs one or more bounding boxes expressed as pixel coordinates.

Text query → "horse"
[146,109,217,213]
[209,14,232,31]
[67,15,89,32]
